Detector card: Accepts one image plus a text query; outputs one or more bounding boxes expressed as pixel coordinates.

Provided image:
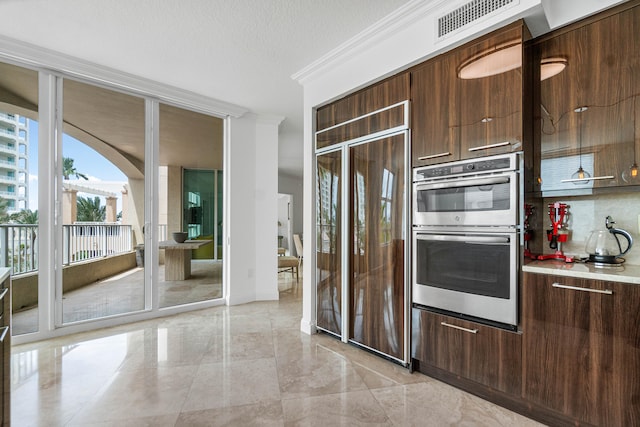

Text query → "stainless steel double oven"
[412,153,522,330]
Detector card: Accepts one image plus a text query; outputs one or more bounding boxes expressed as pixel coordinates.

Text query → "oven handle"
[416,234,510,244]
[415,175,510,190]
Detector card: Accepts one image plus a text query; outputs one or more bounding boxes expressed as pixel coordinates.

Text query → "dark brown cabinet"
[533,4,640,193]
[316,151,343,336]
[315,74,409,361]
[411,308,522,395]
[522,272,640,426]
[411,21,529,167]
[316,73,409,150]
[348,133,406,361]
[457,24,526,160]
[411,56,458,166]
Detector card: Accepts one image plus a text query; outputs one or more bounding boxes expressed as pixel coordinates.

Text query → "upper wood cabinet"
[315,73,409,150]
[411,21,530,167]
[532,4,640,193]
[411,55,458,166]
[522,272,640,426]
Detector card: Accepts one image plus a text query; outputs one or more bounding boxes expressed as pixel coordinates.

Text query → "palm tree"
[63,157,88,180]
[0,197,10,223]
[9,209,38,270]
[77,196,106,222]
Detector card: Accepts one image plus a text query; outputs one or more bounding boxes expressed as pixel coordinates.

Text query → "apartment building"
[0,111,27,213]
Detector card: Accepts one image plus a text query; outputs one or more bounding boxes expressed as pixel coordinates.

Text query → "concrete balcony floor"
[12,260,223,335]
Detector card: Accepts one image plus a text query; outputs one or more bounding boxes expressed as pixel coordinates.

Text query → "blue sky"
[28,120,127,211]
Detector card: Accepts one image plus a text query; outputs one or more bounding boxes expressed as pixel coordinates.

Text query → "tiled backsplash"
[540,192,640,266]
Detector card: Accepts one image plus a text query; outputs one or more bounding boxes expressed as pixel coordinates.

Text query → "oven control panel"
[414,153,517,181]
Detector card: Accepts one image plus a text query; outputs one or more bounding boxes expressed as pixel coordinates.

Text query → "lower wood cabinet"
[411,308,522,395]
[522,273,640,426]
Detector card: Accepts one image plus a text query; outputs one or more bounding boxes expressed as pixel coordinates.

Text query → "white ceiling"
[0,0,413,178]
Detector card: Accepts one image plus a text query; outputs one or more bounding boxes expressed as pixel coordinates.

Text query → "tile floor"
[11,272,544,426]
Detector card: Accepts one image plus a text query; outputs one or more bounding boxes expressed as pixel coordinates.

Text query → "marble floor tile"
[181,357,281,412]
[371,381,544,427]
[11,272,543,426]
[281,389,392,426]
[176,401,284,427]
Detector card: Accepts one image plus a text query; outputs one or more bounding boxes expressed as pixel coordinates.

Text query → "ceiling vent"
[438,0,517,39]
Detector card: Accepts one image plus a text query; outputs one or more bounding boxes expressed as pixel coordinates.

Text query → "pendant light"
[571,106,591,184]
[622,95,639,183]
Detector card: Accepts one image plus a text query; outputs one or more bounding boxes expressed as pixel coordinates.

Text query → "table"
[159,239,212,280]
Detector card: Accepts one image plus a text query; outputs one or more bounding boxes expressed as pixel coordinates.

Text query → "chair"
[278,256,299,279]
[293,234,303,268]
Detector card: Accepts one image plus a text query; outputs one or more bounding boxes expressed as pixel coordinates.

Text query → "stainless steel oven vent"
[438,0,516,38]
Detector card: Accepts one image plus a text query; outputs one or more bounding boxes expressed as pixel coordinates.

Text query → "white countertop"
[523,260,640,285]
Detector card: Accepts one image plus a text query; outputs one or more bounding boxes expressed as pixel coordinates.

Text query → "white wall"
[226,113,282,305]
[296,0,627,335]
[541,0,629,29]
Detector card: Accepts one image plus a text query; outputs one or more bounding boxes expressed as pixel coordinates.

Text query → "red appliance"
[537,202,573,262]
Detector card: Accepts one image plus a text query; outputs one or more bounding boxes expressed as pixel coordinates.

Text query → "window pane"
[158,103,223,308]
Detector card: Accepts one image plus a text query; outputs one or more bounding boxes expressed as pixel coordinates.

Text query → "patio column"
[62,188,77,224]
[105,196,117,222]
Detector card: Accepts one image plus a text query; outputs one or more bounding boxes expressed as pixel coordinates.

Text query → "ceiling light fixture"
[458,42,567,81]
[458,41,521,79]
[540,57,567,80]
[622,95,639,183]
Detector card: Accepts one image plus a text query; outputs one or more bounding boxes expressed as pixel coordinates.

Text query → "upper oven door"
[413,171,517,227]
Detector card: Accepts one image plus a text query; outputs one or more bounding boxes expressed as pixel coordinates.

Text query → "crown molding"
[291,0,449,85]
[0,34,249,118]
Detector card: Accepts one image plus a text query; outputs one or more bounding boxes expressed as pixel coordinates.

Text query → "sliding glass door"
[157,103,224,308]
[0,57,227,340]
[60,78,146,323]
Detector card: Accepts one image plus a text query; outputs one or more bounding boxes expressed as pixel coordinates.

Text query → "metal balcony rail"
[0,223,135,275]
[63,223,133,266]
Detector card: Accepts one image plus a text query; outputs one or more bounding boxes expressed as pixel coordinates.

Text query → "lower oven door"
[412,229,518,327]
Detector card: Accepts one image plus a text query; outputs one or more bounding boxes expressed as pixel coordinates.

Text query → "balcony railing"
[0,223,135,275]
[63,223,133,265]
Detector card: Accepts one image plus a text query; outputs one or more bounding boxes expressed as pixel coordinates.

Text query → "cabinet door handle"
[441,321,478,334]
[552,283,613,295]
[418,151,451,160]
[468,141,510,152]
[0,288,7,302]
[0,326,8,343]
[560,175,615,183]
